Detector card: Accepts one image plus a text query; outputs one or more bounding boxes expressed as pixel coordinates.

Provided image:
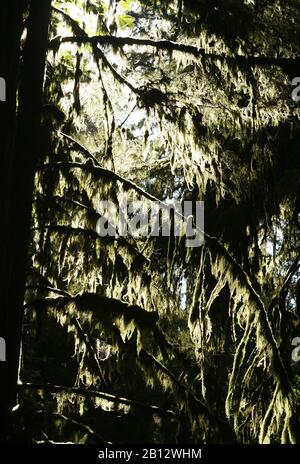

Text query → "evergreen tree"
[1,0,300,444]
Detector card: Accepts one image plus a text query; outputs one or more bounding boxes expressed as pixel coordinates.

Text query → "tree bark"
[0,0,25,438]
[0,0,52,442]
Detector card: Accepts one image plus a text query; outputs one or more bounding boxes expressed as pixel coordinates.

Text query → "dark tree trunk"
[0,0,52,442]
[0,0,25,437]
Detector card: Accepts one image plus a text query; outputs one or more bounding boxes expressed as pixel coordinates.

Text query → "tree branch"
[24,292,159,330]
[36,169,293,409]
[33,193,96,213]
[25,284,71,297]
[40,161,171,205]
[30,223,151,266]
[50,34,300,71]
[18,383,178,420]
[52,8,138,94]
[55,130,101,167]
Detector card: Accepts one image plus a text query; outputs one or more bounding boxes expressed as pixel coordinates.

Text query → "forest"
[0,0,300,445]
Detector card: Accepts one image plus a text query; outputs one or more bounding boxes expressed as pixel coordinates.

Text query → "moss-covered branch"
[18,383,178,420]
[50,34,300,72]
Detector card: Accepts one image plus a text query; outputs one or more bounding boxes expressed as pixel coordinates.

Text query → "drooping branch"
[31,223,114,243]
[50,34,300,72]
[40,161,167,203]
[25,284,71,297]
[52,7,84,37]
[18,383,178,420]
[55,130,101,167]
[37,163,298,374]
[206,238,293,396]
[33,193,96,213]
[31,223,151,266]
[95,45,138,94]
[24,292,159,333]
[52,7,139,94]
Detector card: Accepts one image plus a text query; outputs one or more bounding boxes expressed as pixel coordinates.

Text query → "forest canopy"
[1,0,300,445]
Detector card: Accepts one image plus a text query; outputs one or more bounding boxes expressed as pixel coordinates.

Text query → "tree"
[1,0,300,444]
[0,0,52,440]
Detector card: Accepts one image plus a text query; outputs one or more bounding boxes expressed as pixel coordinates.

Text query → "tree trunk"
[0,0,52,442]
[0,0,25,438]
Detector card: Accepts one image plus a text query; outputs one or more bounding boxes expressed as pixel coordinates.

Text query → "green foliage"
[116,14,135,30]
